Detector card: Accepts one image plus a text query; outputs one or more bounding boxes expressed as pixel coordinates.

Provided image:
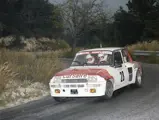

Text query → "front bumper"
[49,82,106,97]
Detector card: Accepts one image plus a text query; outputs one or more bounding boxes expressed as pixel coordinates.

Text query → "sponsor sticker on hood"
[55,68,113,80]
[62,74,88,79]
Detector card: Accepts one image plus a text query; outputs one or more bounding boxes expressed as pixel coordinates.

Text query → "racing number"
[120,71,125,82]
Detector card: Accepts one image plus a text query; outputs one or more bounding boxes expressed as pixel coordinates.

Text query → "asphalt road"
[0,63,159,120]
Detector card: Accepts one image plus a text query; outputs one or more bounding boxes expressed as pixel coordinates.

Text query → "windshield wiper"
[72,60,81,65]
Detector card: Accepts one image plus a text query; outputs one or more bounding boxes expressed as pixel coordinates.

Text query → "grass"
[0,62,18,95]
[0,49,65,108]
[127,40,159,64]
[127,40,159,53]
[0,49,63,83]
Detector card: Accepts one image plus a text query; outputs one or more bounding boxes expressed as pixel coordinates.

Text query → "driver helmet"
[86,54,95,64]
[98,53,108,62]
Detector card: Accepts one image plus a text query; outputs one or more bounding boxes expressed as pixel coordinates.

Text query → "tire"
[53,97,68,102]
[100,80,114,100]
[132,69,143,88]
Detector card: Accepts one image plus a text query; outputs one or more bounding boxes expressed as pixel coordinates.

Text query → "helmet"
[86,54,95,64]
[98,53,108,62]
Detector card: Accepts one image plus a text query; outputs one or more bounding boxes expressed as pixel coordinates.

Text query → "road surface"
[0,63,159,120]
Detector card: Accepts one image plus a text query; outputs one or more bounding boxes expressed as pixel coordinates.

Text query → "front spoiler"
[49,82,106,97]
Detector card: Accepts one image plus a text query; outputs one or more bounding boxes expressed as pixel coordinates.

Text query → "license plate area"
[71,89,78,94]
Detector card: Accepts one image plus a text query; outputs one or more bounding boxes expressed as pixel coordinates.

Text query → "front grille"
[61,79,87,83]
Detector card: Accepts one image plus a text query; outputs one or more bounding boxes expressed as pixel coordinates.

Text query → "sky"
[49,0,128,13]
[105,0,128,12]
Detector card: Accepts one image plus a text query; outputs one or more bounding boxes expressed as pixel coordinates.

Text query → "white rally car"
[49,47,143,102]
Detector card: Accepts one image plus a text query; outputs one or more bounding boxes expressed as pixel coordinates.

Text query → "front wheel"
[100,80,114,100]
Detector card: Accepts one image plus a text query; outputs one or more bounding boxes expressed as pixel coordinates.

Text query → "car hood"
[55,67,113,80]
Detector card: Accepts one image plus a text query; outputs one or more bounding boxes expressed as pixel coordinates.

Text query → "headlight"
[87,76,97,82]
[52,76,61,83]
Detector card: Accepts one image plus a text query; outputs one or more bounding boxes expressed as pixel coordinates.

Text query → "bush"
[127,40,159,53]
[0,36,71,51]
[0,36,16,48]
[126,40,159,64]
[62,47,83,58]
[56,40,70,49]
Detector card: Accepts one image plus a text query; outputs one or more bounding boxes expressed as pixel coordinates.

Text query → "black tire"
[100,80,114,100]
[132,68,143,88]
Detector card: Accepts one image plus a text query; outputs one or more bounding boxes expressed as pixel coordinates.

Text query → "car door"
[114,51,129,88]
[121,49,133,82]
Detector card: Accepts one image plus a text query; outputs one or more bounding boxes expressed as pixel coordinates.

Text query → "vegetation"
[127,40,159,52]
[127,40,159,64]
[0,0,63,38]
[0,36,70,51]
[0,49,65,107]
[0,49,63,84]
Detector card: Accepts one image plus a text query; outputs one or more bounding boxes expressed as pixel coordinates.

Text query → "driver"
[98,53,108,64]
[86,54,95,64]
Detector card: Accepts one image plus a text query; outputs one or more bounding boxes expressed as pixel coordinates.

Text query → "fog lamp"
[55,89,60,93]
[90,88,96,93]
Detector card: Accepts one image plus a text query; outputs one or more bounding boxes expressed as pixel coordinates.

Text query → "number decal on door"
[120,71,125,82]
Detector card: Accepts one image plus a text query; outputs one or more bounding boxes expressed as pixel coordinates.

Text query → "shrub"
[127,40,159,53]
[0,36,71,51]
[126,40,159,64]
[62,47,83,58]
[0,36,16,48]
[56,39,70,49]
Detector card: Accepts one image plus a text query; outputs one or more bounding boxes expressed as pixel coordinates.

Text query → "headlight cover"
[51,76,61,83]
[87,76,97,82]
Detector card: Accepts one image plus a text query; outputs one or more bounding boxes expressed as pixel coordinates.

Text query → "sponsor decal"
[77,52,89,55]
[91,51,112,54]
[55,68,114,80]
[62,74,88,79]
[77,51,112,55]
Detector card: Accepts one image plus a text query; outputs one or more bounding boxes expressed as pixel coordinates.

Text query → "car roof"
[79,47,124,52]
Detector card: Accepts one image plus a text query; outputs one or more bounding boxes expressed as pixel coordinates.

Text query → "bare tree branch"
[59,0,109,52]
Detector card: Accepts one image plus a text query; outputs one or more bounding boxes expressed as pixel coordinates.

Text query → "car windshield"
[71,51,113,66]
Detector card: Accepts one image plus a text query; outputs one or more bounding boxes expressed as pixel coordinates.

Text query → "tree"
[19,0,63,38]
[126,0,159,39]
[59,0,107,53]
[0,0,24,36]
[113,7,144,46]
[127,0,156,15]
[0,0,63,38]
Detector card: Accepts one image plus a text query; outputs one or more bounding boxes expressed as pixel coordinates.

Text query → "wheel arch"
[106,78,115,91]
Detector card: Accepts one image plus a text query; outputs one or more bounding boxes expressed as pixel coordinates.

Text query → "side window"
[114,51,123,65]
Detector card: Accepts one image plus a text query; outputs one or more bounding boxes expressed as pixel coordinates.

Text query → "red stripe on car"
[55,68,113,80]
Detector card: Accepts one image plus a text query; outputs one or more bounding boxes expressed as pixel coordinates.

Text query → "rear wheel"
[100,80,114,100]
[132,69,143,88]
